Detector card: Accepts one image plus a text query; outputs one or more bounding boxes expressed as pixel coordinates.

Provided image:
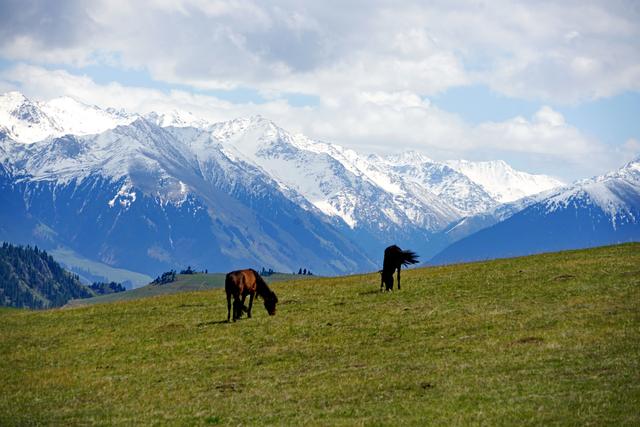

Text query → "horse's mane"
[252,269,277,301]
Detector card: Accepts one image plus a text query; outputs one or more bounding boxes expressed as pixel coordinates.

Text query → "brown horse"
[381,245,419,291]
[225,269,278,322]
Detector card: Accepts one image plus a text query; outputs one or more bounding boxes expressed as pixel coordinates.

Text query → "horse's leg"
[397,266,401,290]
[233,295,242,321]
[238,297,244,319]
[241,294,248,314]
[247,292,255,318]
[226,292,231,322]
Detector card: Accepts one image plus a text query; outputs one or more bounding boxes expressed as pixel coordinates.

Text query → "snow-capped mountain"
[207,117,460,232]
[144,110,210,129]
[373,152,498,215]
[0,91,135,143]
[0,91,571,279]
[446,159,564,203]
[0,119,375,278]
[430,158,640,265]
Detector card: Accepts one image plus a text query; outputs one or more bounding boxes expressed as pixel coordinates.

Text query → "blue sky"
[433,84,640,149]
[0,0,639,181]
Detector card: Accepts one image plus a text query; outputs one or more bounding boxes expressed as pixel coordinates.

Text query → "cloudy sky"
[1,0,639,181]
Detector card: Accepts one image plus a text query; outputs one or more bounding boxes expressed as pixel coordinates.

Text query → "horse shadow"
[359,289,381,296]
[196,319,230,327]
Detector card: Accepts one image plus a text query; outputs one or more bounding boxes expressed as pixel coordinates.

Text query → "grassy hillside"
[66,272,309,307]
[1,243,639,425]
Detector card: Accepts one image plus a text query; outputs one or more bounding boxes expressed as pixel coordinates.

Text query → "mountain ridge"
[0,91,562,209]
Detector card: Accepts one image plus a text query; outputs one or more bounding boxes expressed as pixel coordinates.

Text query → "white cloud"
[620,138,640,163]
[472,106,610,177]
[533,106,565,127]
[2,1,638,103]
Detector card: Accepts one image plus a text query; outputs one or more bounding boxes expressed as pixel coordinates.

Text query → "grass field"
[66,272,309,307]
[1,244,639,425]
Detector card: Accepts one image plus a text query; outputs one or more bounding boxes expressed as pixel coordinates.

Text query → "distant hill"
[66,271,309,307]
[0,243,94,309]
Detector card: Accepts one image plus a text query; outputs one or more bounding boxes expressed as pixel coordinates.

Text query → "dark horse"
[225,269,278,322]
[381,245,419,291]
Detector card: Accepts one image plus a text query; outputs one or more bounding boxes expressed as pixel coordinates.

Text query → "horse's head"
[264,291,278,316]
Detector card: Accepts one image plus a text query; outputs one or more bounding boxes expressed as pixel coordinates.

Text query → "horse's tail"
[399,249,420,266]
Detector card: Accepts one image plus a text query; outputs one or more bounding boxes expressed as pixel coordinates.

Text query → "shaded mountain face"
[430,159,640,265]
[0,91,567,278]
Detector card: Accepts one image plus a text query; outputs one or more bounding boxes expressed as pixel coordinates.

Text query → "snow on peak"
[446,159,564,203]
[532,158,640,228]
[0,91,135,143]
[622,157,640,172]
[144,110,209,129]
[0,91,30,110]
[382,150,433,165]
[0,91,60,143]
[208,116,277,142]
[40,96,135,136]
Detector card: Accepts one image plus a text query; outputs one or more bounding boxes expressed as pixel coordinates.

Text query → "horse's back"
[225,269,258,294]
[384,245,401,257]
[383,245,401,269]
[383,245,418,267]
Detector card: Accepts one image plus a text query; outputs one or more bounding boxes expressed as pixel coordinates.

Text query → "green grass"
[66,272,309,307]
[1,243,639,425]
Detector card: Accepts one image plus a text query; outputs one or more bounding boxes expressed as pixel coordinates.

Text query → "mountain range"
[431,157,640,264]
[2,90,636,283]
